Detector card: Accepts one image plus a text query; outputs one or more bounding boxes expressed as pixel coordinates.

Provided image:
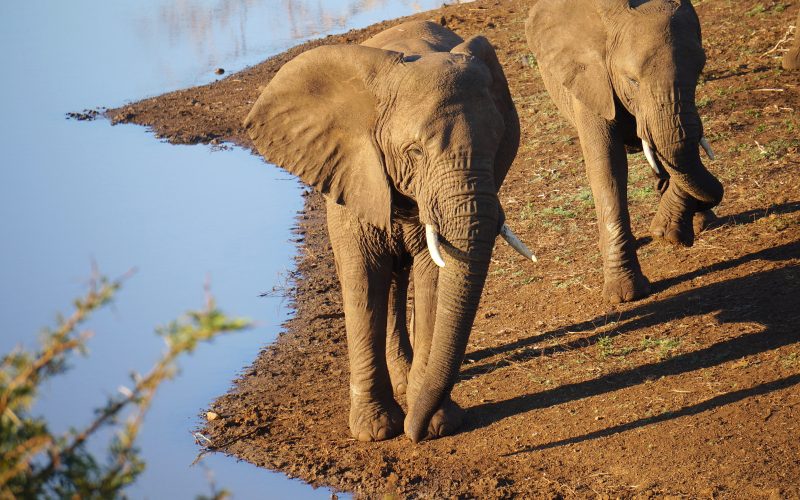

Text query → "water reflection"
[136,0,435,84]
[278,0,420,38]
[150,0,426,43]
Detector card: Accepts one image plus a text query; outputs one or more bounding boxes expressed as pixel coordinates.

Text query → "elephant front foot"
[404,397,464,441]
[427,398,464,439]
[693,209,717,235]
[650,182,697,247]
[349,392,404,442]
[603,270,650,304]
[650,210,694,247]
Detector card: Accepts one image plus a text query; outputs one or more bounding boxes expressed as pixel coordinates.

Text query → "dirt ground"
[108,0,800,497]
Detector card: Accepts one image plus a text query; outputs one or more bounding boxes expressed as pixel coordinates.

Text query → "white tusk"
[425,224,446,268]
[500,224,537,262]
[700,137,715,160]
[642,140,662,176]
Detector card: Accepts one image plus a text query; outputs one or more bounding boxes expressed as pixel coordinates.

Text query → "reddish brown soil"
[109,0,800,497]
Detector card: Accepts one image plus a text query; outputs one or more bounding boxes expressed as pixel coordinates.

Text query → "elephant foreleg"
[386,266,412,397]
[650,177,696,246]
[576,107,650,303]
[326,202,404,441]
[406,252,464,439]
[650,177,717,247]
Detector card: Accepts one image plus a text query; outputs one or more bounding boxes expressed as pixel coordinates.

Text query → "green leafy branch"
[0,271,251,499]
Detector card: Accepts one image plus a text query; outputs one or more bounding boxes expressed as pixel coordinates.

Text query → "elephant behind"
[526,0,724,303]
[245,21,532,442]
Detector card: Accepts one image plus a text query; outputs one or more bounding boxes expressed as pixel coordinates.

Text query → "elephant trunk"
[407,161,498,442]
[641,92,723,211]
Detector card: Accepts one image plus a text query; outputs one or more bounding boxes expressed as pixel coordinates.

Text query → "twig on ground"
[763,25,796,56]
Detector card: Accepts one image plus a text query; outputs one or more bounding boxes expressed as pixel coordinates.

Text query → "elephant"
[526,0,724,303]
[782,10,800,70]
[244,20,533,442]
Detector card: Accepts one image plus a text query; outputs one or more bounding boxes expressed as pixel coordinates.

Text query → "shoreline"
[109,0,800,497]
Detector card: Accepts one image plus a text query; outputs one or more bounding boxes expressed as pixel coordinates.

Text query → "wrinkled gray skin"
[782,10,800,70]
[245,21,519,442]
[526,0,724,303]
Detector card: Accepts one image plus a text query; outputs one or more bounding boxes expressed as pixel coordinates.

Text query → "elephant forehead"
[630,0,680,12]
[629,0,698,35]
[399,53,492,93]
[616,15,696,68]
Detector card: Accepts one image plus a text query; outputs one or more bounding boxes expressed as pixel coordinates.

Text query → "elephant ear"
[526,0,616,121]
[451,36,520,189]
[244,45,402,231]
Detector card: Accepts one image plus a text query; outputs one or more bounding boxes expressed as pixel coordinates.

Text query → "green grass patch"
[641,336,680,359]
[746,3,766,16]
[597,335,635,358]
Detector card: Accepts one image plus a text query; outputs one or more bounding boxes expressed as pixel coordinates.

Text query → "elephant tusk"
[700,137,716,160]
[425,224,446,268]
[641,140,662,176]
[500,224,537,262]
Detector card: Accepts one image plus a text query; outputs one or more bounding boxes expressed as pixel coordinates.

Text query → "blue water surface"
[0,1,446,498]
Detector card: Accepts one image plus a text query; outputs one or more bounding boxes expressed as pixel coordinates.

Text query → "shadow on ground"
[461,238,799,446]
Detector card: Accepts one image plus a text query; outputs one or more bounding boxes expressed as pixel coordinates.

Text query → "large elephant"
[245,21,532,442]
[782,10,800,70]
[526,0,724,303]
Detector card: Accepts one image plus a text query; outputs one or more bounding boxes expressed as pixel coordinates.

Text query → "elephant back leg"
[574,103,650,303]
[326,200,404,441]
[386,265,412,397]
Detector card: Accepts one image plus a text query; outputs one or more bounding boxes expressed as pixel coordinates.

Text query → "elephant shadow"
[460,239,800,448]
[703,200,800,231]
[634,200,800,251]
[703,63,773,82]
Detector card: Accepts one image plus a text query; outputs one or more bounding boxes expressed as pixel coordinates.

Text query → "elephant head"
[528,0,723,210]
[244,30,523,442]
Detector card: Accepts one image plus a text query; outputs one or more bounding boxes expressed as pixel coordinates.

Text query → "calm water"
[0,1,446,498]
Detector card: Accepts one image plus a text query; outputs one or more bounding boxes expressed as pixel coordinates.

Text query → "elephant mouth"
[641,137,715,178]
[425,222,536,268]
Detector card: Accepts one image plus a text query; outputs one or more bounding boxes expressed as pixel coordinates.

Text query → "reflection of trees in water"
[136,0,476,81]
[283,0,394,38]
[145,0,427,64]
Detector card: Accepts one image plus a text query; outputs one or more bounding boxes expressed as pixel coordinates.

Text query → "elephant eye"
[405,144,424,160]
[627,77,639,87]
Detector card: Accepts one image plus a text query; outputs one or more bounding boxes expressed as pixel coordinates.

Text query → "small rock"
[215,68,225,75]
[111,111,135,125]
[66,109,101,121]
[206,411,219,421]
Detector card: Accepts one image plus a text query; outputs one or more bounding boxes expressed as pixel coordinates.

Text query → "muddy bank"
[110,0,800,497]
